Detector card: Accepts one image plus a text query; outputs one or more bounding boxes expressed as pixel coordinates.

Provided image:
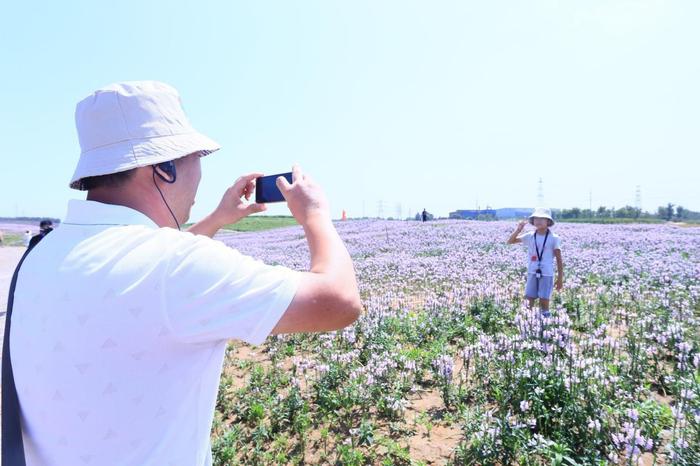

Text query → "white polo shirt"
[10,200,300,465]
[520,229,562,277]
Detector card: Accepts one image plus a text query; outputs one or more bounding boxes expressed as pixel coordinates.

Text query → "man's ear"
[153,161,177,184]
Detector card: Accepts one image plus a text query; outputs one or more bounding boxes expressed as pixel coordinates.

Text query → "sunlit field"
[211,220,700,466]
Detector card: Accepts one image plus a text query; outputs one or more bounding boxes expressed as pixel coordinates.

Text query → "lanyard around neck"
[534,229,549,265]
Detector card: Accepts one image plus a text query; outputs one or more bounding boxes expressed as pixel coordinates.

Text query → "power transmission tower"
[635,185,642,210]
[537,178,544,207]
[377,200,384,219]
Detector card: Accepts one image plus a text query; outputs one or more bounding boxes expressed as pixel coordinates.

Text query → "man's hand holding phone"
[187,165,330,239]
[273,165,330,227]
[212,173,268,225]
[186,173,267,237]
[195,164,360,334]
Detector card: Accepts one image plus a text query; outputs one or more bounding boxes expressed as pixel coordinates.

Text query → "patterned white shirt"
[11,200,299,465]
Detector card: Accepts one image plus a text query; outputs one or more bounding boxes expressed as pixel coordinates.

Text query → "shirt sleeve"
[519,231,533,249]
[553,235,562,250]
[162,234,301,345]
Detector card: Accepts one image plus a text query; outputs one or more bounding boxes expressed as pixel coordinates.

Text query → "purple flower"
[432,354,454,381]
[519,400,530,412]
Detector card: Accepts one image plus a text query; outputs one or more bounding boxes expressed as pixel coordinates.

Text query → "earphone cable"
[152,168,181,231]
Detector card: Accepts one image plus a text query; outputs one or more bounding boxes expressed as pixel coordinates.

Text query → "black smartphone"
[255,172,292,203]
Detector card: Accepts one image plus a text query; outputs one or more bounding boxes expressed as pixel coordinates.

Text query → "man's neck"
[87,187,177,229]
[536,227,549,235]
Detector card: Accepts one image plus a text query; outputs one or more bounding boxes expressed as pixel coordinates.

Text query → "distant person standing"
[23,230,32,247]
[28,220,53,249]
[422,208,428,222]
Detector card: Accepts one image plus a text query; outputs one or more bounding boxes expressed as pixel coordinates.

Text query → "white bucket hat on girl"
[529,207,555,226]
[69,81,220,190]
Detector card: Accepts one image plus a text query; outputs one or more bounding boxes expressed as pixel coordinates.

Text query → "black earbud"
[153,161,177,184]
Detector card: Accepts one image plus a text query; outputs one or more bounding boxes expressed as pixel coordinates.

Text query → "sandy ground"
[1,247,26,312]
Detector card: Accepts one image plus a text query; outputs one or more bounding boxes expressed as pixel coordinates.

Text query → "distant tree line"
[558,204,700,221]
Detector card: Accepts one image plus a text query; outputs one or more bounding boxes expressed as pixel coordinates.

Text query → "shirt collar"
[63,199,159,228]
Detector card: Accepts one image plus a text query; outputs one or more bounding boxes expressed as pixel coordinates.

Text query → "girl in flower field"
[507,207,564,317]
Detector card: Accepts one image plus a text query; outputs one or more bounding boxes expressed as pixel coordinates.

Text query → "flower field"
[211,220,700,465]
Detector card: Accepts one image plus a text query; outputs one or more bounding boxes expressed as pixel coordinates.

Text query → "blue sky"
[1,0,698,220]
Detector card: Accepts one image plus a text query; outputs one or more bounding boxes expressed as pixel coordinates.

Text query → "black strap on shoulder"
[2,244,36,466]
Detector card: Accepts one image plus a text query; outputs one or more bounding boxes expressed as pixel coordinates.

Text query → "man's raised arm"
[272,165,362,334]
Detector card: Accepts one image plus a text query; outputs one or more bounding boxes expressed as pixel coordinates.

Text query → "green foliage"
[222,216,298,232]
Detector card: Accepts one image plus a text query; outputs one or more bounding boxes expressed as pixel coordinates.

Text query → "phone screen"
[255,172,292,203]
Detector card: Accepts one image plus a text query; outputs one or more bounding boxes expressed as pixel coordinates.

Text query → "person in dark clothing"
[421,209,428,222]
[28,220,53,248]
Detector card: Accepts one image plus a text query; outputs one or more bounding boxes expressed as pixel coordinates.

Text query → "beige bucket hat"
[70,81,220,190]
[529,207,555,226]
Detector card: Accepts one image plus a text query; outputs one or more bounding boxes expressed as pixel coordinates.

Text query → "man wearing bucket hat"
[3,81,362,465]
[506,207,564,317]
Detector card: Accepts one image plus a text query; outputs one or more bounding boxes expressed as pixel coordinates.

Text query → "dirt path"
[0,247,25,313]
